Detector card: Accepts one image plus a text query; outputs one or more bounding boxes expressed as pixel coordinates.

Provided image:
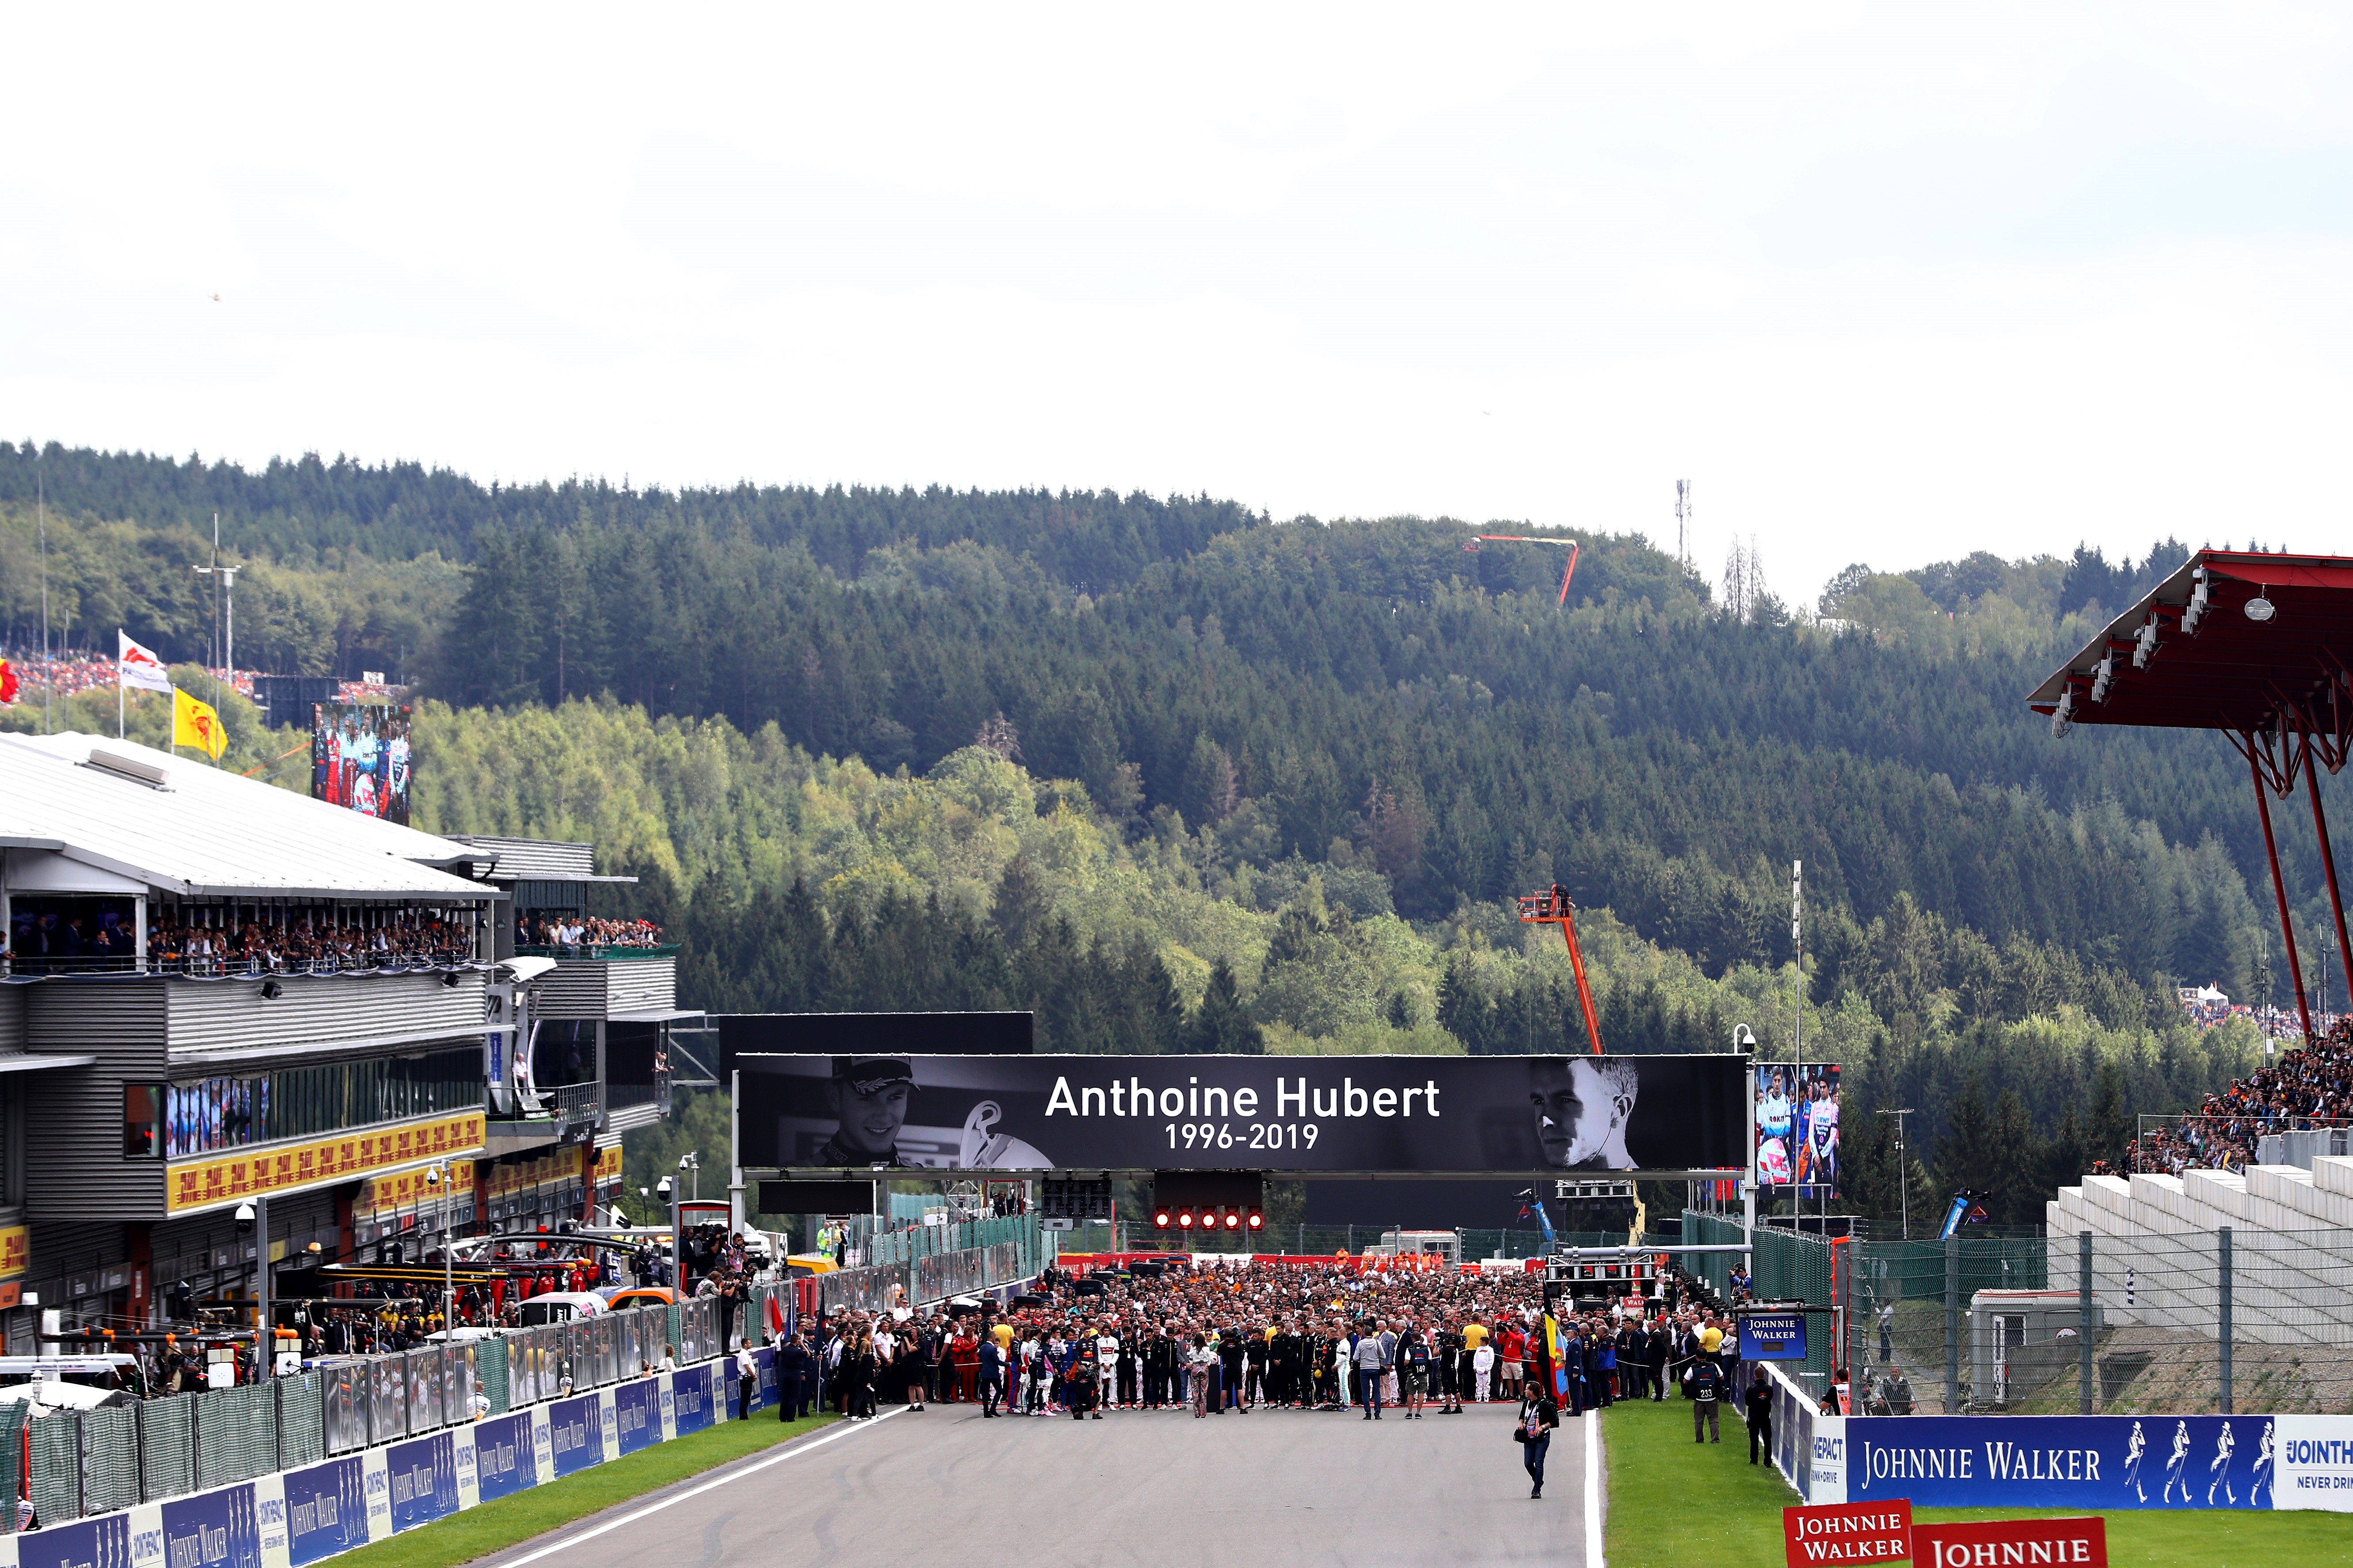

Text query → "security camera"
[235,1202,256,1234]
[424,1166,441,1187]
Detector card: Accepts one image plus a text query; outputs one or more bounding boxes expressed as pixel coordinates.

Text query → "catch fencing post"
[2218,1225,2233,1416]
[1943,1234,1959,1413]
[2077,1231,2093,1415]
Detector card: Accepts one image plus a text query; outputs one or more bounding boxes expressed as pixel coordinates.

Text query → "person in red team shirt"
[1498,1322,1528,1402]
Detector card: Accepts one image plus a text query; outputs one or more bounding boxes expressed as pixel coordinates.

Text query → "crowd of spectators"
[2128,1017,2353,1174]
[6,906,476,974]
[516,914,665,950]
[779,1255,1755,1442]
[0,652,257,701]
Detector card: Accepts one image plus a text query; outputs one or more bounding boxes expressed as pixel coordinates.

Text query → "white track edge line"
[1584,1407,1603,1568]
[493,1407,905,1568]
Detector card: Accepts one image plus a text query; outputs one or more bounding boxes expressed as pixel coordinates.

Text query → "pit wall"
[8,1350,780,1568]
[1761,1361,2353,1512]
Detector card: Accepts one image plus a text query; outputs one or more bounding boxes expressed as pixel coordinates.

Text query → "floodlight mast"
[1463,535,1582,607]
[1515,887,1605,1055]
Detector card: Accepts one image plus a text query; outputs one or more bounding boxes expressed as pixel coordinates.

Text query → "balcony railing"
[1,950,478,979]
[512,944,678,961]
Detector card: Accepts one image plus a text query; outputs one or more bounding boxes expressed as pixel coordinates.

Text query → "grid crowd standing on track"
[2127,1018,2353,1174]
[777,1257,1764,1438]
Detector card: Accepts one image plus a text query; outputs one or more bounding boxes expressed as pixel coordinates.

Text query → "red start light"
[1153,1208,1173,1230]
[1222,1209,1242,1230]
[1245,1209,1265,1231]
[1177,1209,1196,1229]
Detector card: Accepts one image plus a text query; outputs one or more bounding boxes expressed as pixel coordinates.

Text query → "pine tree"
[1191,960,1263,1055]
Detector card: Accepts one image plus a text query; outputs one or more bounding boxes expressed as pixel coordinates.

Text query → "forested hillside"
[3,439,2325,1224]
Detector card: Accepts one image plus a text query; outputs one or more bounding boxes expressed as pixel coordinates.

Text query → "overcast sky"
[6,6,2350,604]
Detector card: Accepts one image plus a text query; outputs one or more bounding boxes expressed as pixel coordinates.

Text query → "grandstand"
[2033,551,2353,1411]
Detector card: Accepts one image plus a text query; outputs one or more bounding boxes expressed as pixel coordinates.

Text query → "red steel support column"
[2308,746,2353,1031]
[2253,747,2316,1043]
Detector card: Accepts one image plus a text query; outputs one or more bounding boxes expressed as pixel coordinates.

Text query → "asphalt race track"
[479,1401,1603,1568]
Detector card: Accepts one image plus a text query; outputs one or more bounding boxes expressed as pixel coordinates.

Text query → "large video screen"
[736,1052,1747,1175]
[1754,1062,1839,1197]
[312,704,413,825]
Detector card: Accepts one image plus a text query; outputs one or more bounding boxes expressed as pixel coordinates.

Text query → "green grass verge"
[328,1411,843,1568]
[1602,1396,2353,1568]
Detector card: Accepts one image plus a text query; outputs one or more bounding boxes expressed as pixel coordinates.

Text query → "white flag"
[118,630,173,694]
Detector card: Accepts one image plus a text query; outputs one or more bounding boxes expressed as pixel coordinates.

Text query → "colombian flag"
[173,686,227,760]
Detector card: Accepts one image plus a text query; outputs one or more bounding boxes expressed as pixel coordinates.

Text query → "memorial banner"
[739,1052,1745,1174]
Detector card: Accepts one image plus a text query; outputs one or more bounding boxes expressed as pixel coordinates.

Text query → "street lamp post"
[423,1159,455,1329]
[1877,1109,1916,1240]
[657,1176,675,1293]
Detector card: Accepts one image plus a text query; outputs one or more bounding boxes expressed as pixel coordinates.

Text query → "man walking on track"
[1689,1351,1724,1442]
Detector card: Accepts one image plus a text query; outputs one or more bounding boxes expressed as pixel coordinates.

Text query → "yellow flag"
[172,686,227,760]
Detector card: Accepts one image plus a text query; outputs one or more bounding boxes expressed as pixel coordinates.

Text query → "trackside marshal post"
[1782,1499,1912,1566]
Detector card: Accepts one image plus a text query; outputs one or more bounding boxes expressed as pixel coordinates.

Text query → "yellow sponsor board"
[166,1111,487,1216]
[0,1226,26,1281]
[356,1159,477,1219]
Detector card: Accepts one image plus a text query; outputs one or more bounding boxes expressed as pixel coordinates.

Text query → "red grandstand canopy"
[2027,549,2353,1045]
[2027,550,2353,738]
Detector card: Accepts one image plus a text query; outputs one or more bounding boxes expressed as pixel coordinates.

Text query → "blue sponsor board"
[471,1413,537,1503]
[671,1365,713,1435]
[614,1377,660,1455]
[386,1432,460,1533]
[756,1347,779,1412]
[1739,1313,1807,1362]
[1847,1415,2276,1511]
[160,1483,263,1568]
[282,1459,369,1568]
[548,1395,604,1479]
[21,1509,132,1568]
[724,1353,772,1421]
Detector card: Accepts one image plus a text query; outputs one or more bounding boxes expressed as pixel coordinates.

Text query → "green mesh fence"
[478,1337,511,1414]
[195,1384,276,1490]
[29,1412,80,1526]
[138,1396,194,1502]
[80,1408,138,1517]
[276,1374,325,1469]
[0,1404,25,1532]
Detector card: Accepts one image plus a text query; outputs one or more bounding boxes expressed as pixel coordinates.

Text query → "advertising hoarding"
[282,1458,370,1568]
[737,1052,1747,1174]
[311,704,412,825]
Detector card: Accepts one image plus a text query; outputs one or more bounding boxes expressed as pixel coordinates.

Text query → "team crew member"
[1690,1350,1724,1442]
[1398,1321,1432,1417]
[1745,1367,1773,1464]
